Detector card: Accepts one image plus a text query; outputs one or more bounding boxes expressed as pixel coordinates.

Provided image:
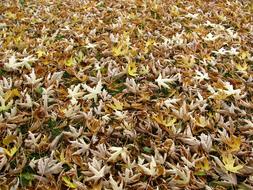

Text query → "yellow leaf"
[112,32,130,57]
[215,91,228,100]
[60,150,66,163]
[127,62,138,77]
[108,98,123,110]
[4,89,20,102]
[6,12,16,19]
[178,55,195,68]
[235,63,248,72]
[171,6,179,16]
[144,39,156,54]
[65,57,75,67]
[195,116,208,127]
[36,50,46,58]
[224,135,241,152]
[195,157,210,171]
[139,65,150,75]
[112,45,128,57]
[4,146,18,157]
[3,135,16,146]
[239,51,250,60]
[62,176,77,189]
[222,153,243,173]
[153,114,177,127]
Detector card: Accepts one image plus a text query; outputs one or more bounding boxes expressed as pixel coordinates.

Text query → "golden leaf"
[36,50,46,58]
[144,39,156,54]
[3,135,16,146]
[239,51,250,60]
[127,62,138,77]
[153,114,177,127]
[60,150,66,163]
[224,135,242,152]
[178,55,195,68]
[112,45,128,57]
[235,63,248,72]
[62,176,77,189]
[4,146,18,157]
[222,153,243,173]
[195,157,210,171]
[195,116,208,128]
[65,57,75,67]
[4,89,20,102]
[108,98,124,110]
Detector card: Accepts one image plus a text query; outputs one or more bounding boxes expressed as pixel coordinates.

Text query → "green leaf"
[62,176,77,189]
[51,127,61,138]
[143,146,152,153]
[35,87,43,94]
[63,71,71,78]
[19,0,25,6]
[55,34,65,41]
[48,119,57,128]
[195,171,206,176]
[20,172,34,186]
[0,69,6,76]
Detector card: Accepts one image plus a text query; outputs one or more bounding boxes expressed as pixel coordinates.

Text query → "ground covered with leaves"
[0,0,253,189]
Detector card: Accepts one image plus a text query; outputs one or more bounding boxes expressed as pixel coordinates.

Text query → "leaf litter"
[0,0,253,189]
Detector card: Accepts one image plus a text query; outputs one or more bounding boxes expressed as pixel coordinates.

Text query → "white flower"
[82,80,103,102]
[155,74,177,89]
